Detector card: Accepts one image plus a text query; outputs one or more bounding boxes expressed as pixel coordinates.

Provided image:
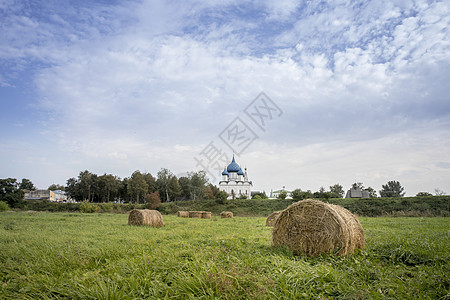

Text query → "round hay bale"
[177,211,189,218]
[128,209,164,227]
[189,211,203,218]
[272,199,364,257]
[328,204,365,252]
[220,211,234,218]
[202,211,212,219]
[266,211,281,227]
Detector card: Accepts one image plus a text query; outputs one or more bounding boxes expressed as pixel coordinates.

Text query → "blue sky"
[1,0,449,196]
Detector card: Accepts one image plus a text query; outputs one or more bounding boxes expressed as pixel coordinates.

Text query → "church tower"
[219,155,252,199]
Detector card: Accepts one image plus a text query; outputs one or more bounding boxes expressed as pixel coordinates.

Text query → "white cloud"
[263,0,302,21]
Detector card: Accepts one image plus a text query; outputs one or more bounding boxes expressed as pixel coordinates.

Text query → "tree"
[128,171,149,203]
[434,188,445,196]
[98,174,118,202]
[314,186,331,199]
[178,176,191,200]
[66,177,82,201]
[277,190,287,200]
[157,168,174,202]
[0,178,24,208]
[147,191,161,209]
[48,184,65,191]
[379,180,405,197]
[19,178,35,191]
[290,189,312,201]
[77,170,95,201]
[365,187,377,198]
[207,184,220,199]
[329,184,344,198]
[187,171,208,200]
[118,178,131,203]
[204,186,214,200]
[168,176,182,200]
[143,173,157,194]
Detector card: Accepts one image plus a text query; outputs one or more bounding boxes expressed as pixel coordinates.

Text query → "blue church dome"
[237,168,245,176]
[226,155,241,172]
[222,168,229,176]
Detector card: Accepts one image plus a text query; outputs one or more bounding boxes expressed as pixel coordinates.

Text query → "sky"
[1,0,449,197]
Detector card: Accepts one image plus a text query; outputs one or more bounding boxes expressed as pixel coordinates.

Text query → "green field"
[1,212,449,299]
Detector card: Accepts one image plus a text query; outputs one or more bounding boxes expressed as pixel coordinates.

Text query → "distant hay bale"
[272,199,364,257]
[128,209,164,227]
[189,211,203,218]
[177,211,189,218]
[220,211,234,218]
[266,211,281,227]
[202,211,212,219]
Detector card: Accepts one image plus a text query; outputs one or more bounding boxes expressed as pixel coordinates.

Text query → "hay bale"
[177,211,189,218]
[328,204,365,251]
[189,211,203,218]
[220,211,234,218]
[128,209,164,227]
[202,211,212,219]
[266,211,281,226]
[272,199,364,257]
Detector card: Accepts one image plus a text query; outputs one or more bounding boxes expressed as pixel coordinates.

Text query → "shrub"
[79,200,99,213]
[0,201,10,211]
[147,191,161,209]
[100,202,114,213]
[215,191,228,204]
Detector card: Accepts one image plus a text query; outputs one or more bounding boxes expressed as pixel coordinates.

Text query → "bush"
[79,200,99,213]
[215,191,228,204]
[0,201,10,211]
[100,202,114,213]
[147,191,162,209]
[157,202,179,215]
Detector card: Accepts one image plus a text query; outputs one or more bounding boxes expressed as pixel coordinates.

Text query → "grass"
[1,212,449,299]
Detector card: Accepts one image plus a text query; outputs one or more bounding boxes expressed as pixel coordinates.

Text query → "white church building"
[219,155,252,199]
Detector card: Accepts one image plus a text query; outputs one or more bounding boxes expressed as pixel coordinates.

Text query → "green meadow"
[1,212,449,299]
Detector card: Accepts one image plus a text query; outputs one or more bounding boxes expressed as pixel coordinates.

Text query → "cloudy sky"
[1,0,449,196]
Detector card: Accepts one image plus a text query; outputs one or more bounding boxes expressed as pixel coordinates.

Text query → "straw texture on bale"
[202,211,212,219]
[266,211,281,227]
[220,211,234,218]
[177,211,189,218]
[189,211,203,218]
[128,209,164,227]
[272,199,364,257]
[328,203,365,251]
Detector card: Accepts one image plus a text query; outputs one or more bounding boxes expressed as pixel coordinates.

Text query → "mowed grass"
[0,212,449,299]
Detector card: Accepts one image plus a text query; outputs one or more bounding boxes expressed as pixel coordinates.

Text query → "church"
[219,155,252,199]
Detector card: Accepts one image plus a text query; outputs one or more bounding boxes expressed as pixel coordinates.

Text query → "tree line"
[2,173,446,210]
[275,181,409,200]
[64,169,224,204]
